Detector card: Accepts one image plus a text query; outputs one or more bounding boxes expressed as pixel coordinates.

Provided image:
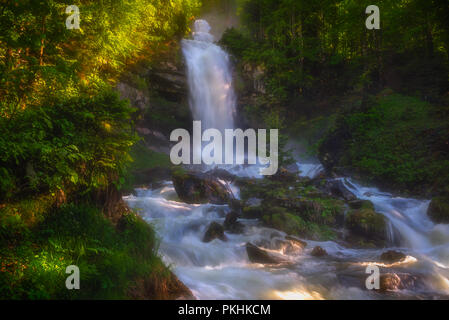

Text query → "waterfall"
[182,20,236,132]
[123,20,449,300]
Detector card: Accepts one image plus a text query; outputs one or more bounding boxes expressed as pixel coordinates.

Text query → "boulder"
[223,211,245,234]
[310,246,327,257]
[285,235,307,249]
[246,243,283,264]
[172,170,233,204]
[380,250,407,264]
[427,197,449,224]
[345,208,387,246]
[203,222,227,243]
[116,82,150,113]
[379,273,418,292]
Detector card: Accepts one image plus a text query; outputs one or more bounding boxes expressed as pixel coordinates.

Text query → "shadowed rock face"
[224,211,245,234]
[311,246,327,257]
[172,171,233,205]
[203,222,227,243]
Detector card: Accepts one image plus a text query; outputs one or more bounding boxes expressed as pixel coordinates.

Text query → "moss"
[345,208,386,243]
[262,207,336,241]
[427,196,449,224]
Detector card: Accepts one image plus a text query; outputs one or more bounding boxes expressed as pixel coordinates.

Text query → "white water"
[182,20,236,132]
[124,20,449,299]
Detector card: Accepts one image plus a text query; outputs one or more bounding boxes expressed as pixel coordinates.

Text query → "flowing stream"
[124,20,449,299]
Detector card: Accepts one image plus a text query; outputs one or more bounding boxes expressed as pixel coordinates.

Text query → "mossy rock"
[348,200,375,210]
[345,208,387,246]
[427,197,449,224]
[261,206,335,241]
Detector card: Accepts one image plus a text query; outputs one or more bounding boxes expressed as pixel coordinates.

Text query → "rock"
[228,198,244,213]
[246,243,282,264]
[172,170,233,204]
[203,222,227,243]
[276,198,345,226]
[379,273,401,291]
[310,246,327,257]
[116,82,150,113]
[380,250,407,264]
[379,273,418,292]
[348,200,374,210]
[223,211,245,234]
[326,179,356,201]
[345,208,387,246]
[427,197,449,224]
[285,235,307,249]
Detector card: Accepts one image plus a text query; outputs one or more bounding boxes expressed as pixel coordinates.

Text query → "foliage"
[223,0,449,112]
[319,92,449,195]
[0,203,168,299]
[0,89,137,199]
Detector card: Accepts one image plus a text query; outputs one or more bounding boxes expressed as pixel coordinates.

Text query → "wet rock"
[223,211,245,234]
[380,250,407,264]
[379,273,418,292]
[285,235,307,249]
[172,170,233,204]
[345,208,386,247]
[325,179,356,201]
[203,222,227,243]
[310,246,327,257]
[246,243,282,264]
[427,197,449,224]
[228,198,244,213]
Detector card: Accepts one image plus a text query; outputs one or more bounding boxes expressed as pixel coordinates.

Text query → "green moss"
[427,197,449,224]
[345,208,386,242]
[262,207,335,240]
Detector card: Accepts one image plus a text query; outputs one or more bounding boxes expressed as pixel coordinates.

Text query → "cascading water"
[182,20,236,132]
[124,21,449,299]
